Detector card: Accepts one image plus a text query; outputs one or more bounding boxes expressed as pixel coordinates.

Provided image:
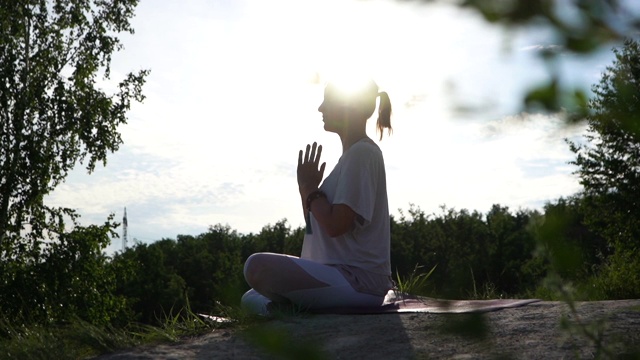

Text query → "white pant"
[241,253,384,315]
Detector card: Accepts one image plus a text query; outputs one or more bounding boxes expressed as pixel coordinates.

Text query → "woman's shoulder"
[350,138,382,156]
[341,138,383,167]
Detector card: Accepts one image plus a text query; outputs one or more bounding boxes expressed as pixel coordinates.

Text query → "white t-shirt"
[301,138,391,277]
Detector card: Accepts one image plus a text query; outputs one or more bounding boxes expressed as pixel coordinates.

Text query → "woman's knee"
[243,252,277,287]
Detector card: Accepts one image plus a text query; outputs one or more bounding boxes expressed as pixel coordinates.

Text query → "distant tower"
[122,207,128,252]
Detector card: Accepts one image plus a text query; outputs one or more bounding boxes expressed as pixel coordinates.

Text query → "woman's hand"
[297,142,356,237]
[297,142,326,196]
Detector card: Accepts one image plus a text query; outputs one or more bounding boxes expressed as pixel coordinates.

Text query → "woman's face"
[318,88,348,133]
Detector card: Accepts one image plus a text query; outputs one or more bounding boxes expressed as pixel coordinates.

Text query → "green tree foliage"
[94,198,635,328]
[112,224,279,324]
[112,241,187,324]
[176,225,246,311]
[248,219,303,256]
[109,220,309,324]
[568,38,640,298]
[0,217,127,326]
[110,199,613,324]
[459,0,630,52]
[569,38,640,245]
[528,198,607,285]
[390,204,541,298]
[485,205,542,294]
[0,0,148,250]
[0,0,147,326]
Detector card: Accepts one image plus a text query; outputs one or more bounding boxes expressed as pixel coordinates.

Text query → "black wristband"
[306,190,326,212]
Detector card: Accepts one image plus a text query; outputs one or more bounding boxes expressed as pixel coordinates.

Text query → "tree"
[485,205,538,294]
[0,215,128,325]
[112,242,186,325]
[568,38,640,298]
[568,38,640,247]
[0,0,148,253]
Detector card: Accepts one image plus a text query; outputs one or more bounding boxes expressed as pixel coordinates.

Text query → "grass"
[0,316,146,360]
[468,267,503,300]
[394,263,437,296]
[0,302,238,360]
[155,305,216,341]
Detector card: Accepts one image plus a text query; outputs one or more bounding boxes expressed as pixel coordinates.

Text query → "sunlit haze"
[45,0,621,254]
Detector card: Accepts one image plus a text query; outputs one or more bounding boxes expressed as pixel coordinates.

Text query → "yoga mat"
[313,291,541,315]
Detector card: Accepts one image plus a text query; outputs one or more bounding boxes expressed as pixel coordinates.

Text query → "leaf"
[524,80,558,112]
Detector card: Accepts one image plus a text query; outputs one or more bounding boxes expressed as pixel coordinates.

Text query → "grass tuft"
[395,263,437,296]
[468,267,503,300]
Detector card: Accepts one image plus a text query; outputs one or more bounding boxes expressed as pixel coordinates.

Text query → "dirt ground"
[96,300,640,359]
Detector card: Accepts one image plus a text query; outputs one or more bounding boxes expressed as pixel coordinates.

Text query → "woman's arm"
[305,193,357,237]
[297,142,357,237]
[297,142,361,237]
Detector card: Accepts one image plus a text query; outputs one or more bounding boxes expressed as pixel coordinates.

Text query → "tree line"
[107,195,630,326]
[1,193,633,328]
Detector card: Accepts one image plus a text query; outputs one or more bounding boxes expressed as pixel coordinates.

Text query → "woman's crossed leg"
[241,252,383,315]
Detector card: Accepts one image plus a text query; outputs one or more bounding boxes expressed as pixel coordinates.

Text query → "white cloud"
[383,111,586,218]
[520,44,564,53]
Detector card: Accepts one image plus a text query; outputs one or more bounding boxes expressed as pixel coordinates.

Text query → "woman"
[241,78,393,315]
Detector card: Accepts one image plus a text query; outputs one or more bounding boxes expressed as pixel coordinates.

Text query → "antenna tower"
[122,207,128,252]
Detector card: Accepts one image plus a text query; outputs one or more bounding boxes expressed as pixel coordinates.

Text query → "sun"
[323,69,377,94]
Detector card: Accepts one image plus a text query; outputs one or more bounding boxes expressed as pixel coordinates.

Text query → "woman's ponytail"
[376,91,392,140]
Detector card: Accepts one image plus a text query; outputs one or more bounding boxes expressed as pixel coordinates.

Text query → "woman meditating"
[241,78,394,315]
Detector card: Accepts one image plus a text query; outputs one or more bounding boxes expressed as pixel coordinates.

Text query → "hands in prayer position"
[297,142,326,198]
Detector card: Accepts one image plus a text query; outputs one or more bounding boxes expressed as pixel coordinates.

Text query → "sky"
[44,0,635,254]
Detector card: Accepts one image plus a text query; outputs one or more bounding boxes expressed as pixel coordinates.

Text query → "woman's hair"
[325,79,393,140]
[376,90,392,141]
